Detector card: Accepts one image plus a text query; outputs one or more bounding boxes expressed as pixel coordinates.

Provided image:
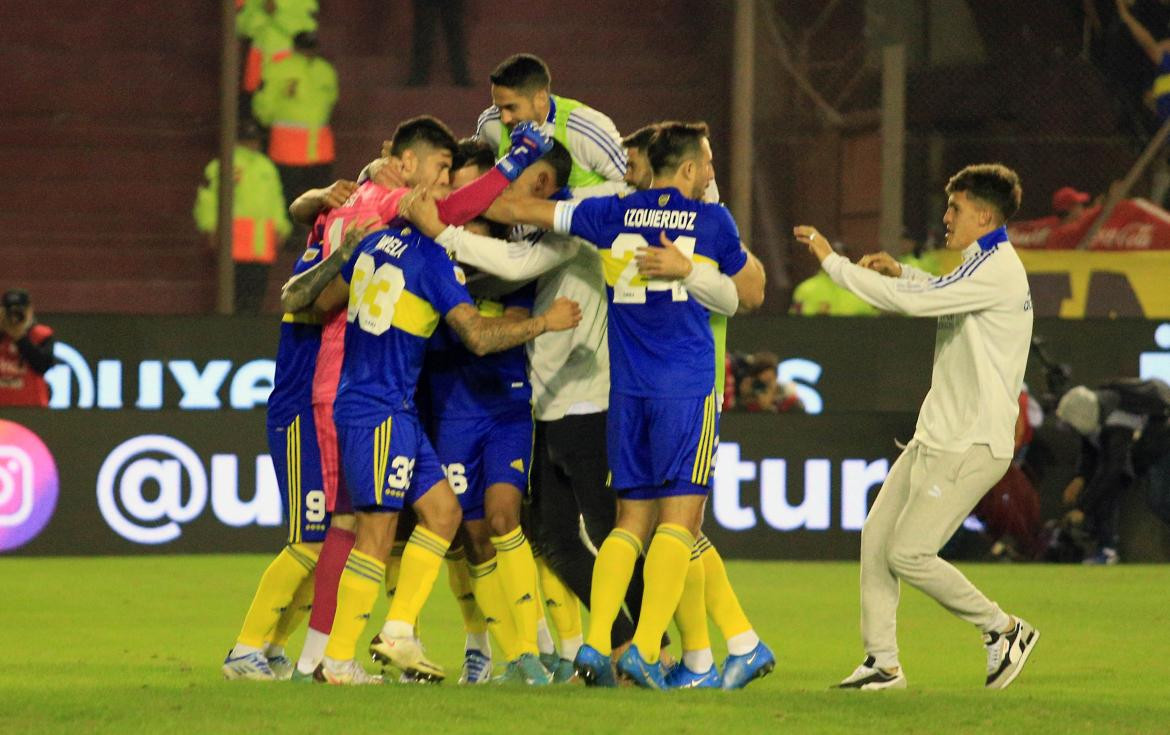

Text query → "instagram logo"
[0,420,59,552]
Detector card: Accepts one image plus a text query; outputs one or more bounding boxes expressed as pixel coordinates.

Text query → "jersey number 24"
[610,233,696,304]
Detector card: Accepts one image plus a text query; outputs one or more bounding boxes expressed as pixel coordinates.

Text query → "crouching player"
[307,218,581,685]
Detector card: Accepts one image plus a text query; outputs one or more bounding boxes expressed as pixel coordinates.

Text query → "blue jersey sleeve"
[418,246,475,316]
[704,205,748,276]
[568,196,620,246]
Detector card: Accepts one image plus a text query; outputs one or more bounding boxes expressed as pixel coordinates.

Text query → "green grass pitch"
[1,556,1167,734]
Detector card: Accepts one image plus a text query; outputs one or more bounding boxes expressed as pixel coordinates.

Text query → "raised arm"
[445,297,581,357]
[288,179,358,225]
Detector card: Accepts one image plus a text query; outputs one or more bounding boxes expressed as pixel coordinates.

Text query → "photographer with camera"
[0,289,57,407]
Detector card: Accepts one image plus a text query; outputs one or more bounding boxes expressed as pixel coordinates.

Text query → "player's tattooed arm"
[288,179,358,225]
[280,217,379,313]
[445,298,581,356]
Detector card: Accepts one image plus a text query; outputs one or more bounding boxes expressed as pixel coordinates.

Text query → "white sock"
[726,630,760,656]
[466,632,491,656]
[683,648,715,673]
[536,617,556,656]
[382,619,414,640]
[229,643,262,659]
[264,644,285,659]
[559,634,583,662]
[296,628,329,674]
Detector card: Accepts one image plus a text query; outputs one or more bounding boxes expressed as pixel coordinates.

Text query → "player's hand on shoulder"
[323,179,358,209]
[371,156,407,190]
[341,216,381,256]
[635,231,693,280]
[498,121,554,181]
[541,297,582,332]
[510,121,553,156]
[857,251,902,278]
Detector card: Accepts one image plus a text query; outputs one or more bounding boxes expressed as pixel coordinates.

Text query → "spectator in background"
[735,352,803,413]
[0,289,56,407]
[1056,377,1170,564]
[897,228,942,277]
[1052,186,1091,224]
[193,120,292,314]
[237,0,318,94]
[253,31,338,223]
[1115,0,1170,122]
[407,0,472,87]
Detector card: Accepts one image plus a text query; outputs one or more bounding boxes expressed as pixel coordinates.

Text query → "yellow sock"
[490,527,541,656]
[585,528,642,656]
[536,554,582,642]
[236,543,318,648]
[470,558,522,660]
[268,570,315,649]
[324,549,384,661]
[386,526,449,628]
[384,540,406,599]
[697,535,753,640]
[631,524,695,662]
[672,544,710,655]
[447,547,487,635]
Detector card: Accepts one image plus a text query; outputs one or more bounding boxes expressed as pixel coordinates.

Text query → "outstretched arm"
[445,297,581,356]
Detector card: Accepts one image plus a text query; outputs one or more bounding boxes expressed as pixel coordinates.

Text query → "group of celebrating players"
[220,52,772,690]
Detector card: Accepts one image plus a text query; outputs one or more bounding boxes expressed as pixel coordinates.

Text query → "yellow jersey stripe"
[701,392,716,482]
[291,416,301,543]
[282,311,324,324]
[391,289,441,338]
[691,392,713,484]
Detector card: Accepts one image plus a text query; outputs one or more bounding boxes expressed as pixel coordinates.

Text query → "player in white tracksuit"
[795,163,1040,692]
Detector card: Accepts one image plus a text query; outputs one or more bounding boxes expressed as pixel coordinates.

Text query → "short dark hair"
[647,121,710,176]
[452,137,496,174]
[945,163,1023,221]
[621,124,659,152]
[489,53,551,92]
[388,115,458,158]
[537,139,572,189]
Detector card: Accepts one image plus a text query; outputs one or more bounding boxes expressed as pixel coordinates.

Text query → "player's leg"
[465,518,523,666]
[224,412,325,681]
[886,444,1037,689]
[693,533,774,689]
[837,443,914,690]
[533,547,582,682]
[294,402,354,679]
[264,572,316,679]
[445,528,492,684]
[318,417,406,685]
[618,392,715,689]
[538,412,640,650]
[369,427,461,682]
[667,540,718,688]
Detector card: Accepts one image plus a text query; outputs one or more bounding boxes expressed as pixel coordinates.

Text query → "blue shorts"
[267,410,329,543]
[337,412,447,512]
[431,409,533,521]
[608,391,719,500]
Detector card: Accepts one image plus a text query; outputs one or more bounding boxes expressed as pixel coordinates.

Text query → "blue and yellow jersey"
[423,283,535,419]
[333,223,474,426]
[266,239,325,425]
[556,187,748,398]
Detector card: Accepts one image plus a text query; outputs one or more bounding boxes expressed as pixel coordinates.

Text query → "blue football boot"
[665,661,721,689]
[720,641,775,690]
[616,644,668,690]
[573,644,616,688]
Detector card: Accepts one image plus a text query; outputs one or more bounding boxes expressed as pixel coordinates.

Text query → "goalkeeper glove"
[496,121,553,181]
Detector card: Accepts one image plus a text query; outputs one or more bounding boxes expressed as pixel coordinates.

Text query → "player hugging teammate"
[223,52,775,691]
